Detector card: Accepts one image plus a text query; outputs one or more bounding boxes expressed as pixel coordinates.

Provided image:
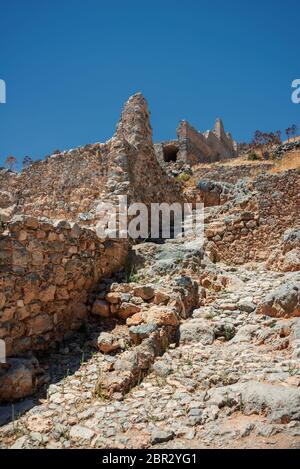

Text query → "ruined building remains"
[155,118,237,166]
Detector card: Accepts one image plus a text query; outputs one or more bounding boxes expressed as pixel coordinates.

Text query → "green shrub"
[176,172,191,182]
[247,153,260,161]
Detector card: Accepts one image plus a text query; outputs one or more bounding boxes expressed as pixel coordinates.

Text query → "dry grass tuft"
[270,151,300,173]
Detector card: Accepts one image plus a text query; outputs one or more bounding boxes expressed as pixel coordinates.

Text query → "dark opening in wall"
[163,145,179,163]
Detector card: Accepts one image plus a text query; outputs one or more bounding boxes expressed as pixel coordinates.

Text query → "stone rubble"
[1,260,300,449]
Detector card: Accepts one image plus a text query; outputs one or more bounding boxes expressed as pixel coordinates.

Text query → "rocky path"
[1,262,300,449]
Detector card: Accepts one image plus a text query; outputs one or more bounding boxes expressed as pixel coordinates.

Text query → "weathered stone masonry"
[205,170,300,265]
[0,215,127,357]
[155,117,237,166]
[0,93,184,361]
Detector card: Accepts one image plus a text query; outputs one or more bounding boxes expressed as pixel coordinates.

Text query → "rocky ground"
[1,252,300,449]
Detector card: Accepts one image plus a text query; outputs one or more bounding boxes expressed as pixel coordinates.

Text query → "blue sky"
[0,0,300,167]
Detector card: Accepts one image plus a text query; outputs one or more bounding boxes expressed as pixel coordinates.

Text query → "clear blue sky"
[1,0,300,167]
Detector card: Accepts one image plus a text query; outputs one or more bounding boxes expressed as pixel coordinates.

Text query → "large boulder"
[256,282,300,318]
[97,332,121,354]
[179,319,215,345]
[144,306,179,327]
[206,381,300,423]
[0,357,41,402]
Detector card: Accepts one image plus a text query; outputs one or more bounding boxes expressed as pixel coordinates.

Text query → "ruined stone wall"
[114,93,183,206]
[1,94,183,229]
[155,118,237,167]
[153,141,179,166]
[204,131,235,161]
[266,227,300,272]
[206,170,300,264]
[194,163,274,185]
[0,215,128,357]
[0,170,18,197]
[0,148,110,224]
[204,118,237,161]
[0,93,185,360]
[177,121,214,165]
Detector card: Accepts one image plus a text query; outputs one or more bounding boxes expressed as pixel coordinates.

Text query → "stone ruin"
[0,93,188,401]
[1,93,300,450]
[154,117,237,166]
[1,92,299,400]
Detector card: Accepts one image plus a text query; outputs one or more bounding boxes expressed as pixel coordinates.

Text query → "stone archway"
[163,145,179,163]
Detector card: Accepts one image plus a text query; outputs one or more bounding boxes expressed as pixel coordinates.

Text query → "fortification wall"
[194,163,274,185]
[0,215,128,357]
[205,170,300,264]
[204,131,236,161]
[177,121,214,165]
[0,147,110,224]
[0,93,184,360]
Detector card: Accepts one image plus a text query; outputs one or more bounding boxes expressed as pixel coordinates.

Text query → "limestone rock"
[207,381,300,423]
[257,282,300,318]
[118,303,141,320]
[129,324,158,345]
[133,285,155,301]
[179,319,215,345]
[105,292,121,304]
[126,312,144,326]
[237,299,256,313]
[69,425,95,442]
[150,429,175,445]
[92,300,110,317]
[144,306,179,327]
[26,415,53,433]
[0,357,41,402]
[97,332,121,354]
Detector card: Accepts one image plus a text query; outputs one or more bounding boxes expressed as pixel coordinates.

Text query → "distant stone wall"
[0,148,110,224]
[155,118,237,167]
[177,121,214,165]
[195,163,274,185]
[0,215,128,357]
[204,121,236,162]
[206,170,300,264]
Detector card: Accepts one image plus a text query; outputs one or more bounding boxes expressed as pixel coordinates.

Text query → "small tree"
[5,155,17,171]
[251,130,281,159]
[273,130,282,144]
[285,125,298,142]
[252,130,265,150]
[290,124,298,141]
[22,155,33,169]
